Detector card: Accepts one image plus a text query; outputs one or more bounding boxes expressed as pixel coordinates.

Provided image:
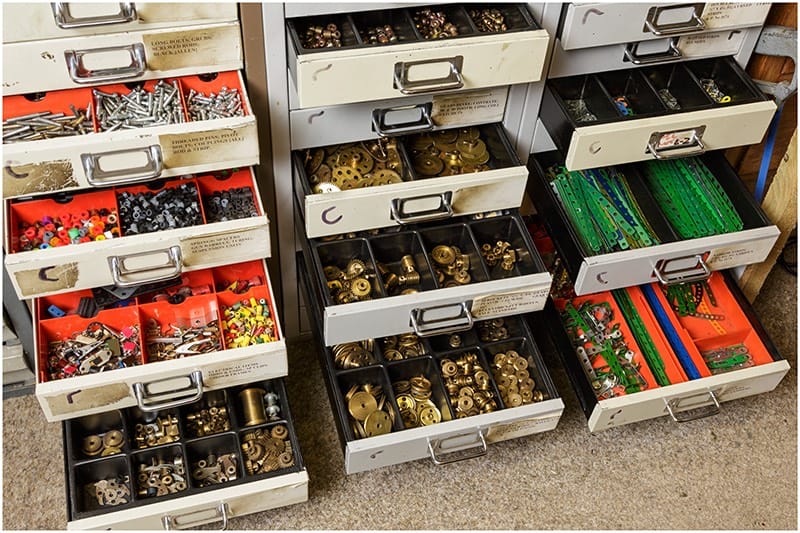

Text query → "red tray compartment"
[180,71,252,119]
[139,294,223,362]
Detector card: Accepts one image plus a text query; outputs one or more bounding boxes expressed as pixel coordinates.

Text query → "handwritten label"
[470,286,550,318]
[143,25,240,70]
[701,3,770,28]
[160,123,257,168]
[707,245,763,269]
[181,226,269,266]
[431,88,507,127]
[486,416,559,443]
[678,30,744,57]
[204,357,279,386]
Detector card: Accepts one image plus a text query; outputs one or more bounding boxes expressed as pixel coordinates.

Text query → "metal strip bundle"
[612,289,669,386]
[640,157,743,238]
[547,164,659,254]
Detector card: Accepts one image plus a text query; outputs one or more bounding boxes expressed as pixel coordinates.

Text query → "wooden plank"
[738,130,797,302]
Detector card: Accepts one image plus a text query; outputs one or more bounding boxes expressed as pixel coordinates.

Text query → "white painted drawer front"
[548,27,760,79]
[64,379,307,529]
[3,23,242,95]
[5,170,270,300]
[3,3,238,43]
[528,152,780,295]
[294,123,527,238]
[547,272,790,432]
[302,275,564,474]
[539,57,776,171]
[3,72,257,199]
[287,5,548,108]
[587,361,789,431]
[301,212,552,345]
[289,87,509,149]
[345,399,563,473]
[559,3,770,51]
[34,262,285,421]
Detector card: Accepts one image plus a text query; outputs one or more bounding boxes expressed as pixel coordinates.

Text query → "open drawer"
[545,271,789,432]
[298,210,552,345]
[286,4,548,108]
[527,151,779,295]
[300,258,563,474]
[3,4,238,43]
[3,22,242,95]
[33,259,286,422]
[5,168,270,300]
[288,86,509,149]
[557,3,770,51]
[294,123,528,238]
[539,57,776,170]
[3,71,258,199]
[63,378,308,529]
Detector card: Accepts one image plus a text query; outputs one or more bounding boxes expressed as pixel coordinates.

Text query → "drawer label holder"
[471,286,551,318]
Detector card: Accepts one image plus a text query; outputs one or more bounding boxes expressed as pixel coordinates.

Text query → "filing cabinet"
[525,2,790,432]
[3,3,307,527]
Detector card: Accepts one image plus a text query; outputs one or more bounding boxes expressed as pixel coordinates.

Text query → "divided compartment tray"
[526,150,779,295]
[64,379,304,522]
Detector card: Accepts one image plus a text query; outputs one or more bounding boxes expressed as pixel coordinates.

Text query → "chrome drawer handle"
[163,502,229,530]
[644,4,706,36]
[109,245,183,288]
[65,42,147,84]
[133,370,204,412]
[52,2,137,29]
[410,302,473,337]
[624,39,682,65]
[390,192,454,224]
[665,390,720,422]
[82,145,163,186]
[647,126,707,160]
[428,429,487,465]
[653,254,712,286]
[372,103,435,136]
[394,56,464,95]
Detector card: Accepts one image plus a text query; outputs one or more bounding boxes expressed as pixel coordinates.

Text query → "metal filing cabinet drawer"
[558,3,770,51]
[546,271,789,432]
[294,123,528,238]
[5,167,270,300]
[299,210,552,346]
[548,26,763,79]
[286,4,549,108]
[33,259,286,422]
[538,57,776,170]
[3,3,238,43]
[300,258,563,474]
[527,151,779,295]
[288,87,509,149]
[3,21,242,95]
[3,71,258,199]
[63,378,308,529]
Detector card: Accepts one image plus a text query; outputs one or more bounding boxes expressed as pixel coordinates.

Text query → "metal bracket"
[752,25,798,106]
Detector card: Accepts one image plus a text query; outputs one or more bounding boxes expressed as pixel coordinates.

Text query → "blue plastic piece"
[641,284,702,380]
[47,304,66,318]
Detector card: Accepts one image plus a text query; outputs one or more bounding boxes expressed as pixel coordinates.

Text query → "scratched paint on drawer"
[180,226,269,267]
[159,123,257,168]
[470,286,550,318]
[14,262,79,297]
[46,382,130,417]
[3,160,76,197]
[143,25,241,70]
[485,415,559,443]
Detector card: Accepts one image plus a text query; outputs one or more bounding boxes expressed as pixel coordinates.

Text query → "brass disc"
[507,393,523,407]
[103,430,124,448]
[457,127,480,141]
[412,154,444,177]
[396,394,416,411]
[410,134,434,151]
[432,130,459,143]
[401,409,419,428]
[331,166,362,188]
[348,391,378,421]
[431,245,456,266]
[271,425,288,440]
[82,435,103,456]
[371,168,402,185]
[363,410,392,436]
[418,406,441,426]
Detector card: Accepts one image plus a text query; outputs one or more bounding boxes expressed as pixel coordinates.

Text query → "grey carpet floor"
[3,268,797,530]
